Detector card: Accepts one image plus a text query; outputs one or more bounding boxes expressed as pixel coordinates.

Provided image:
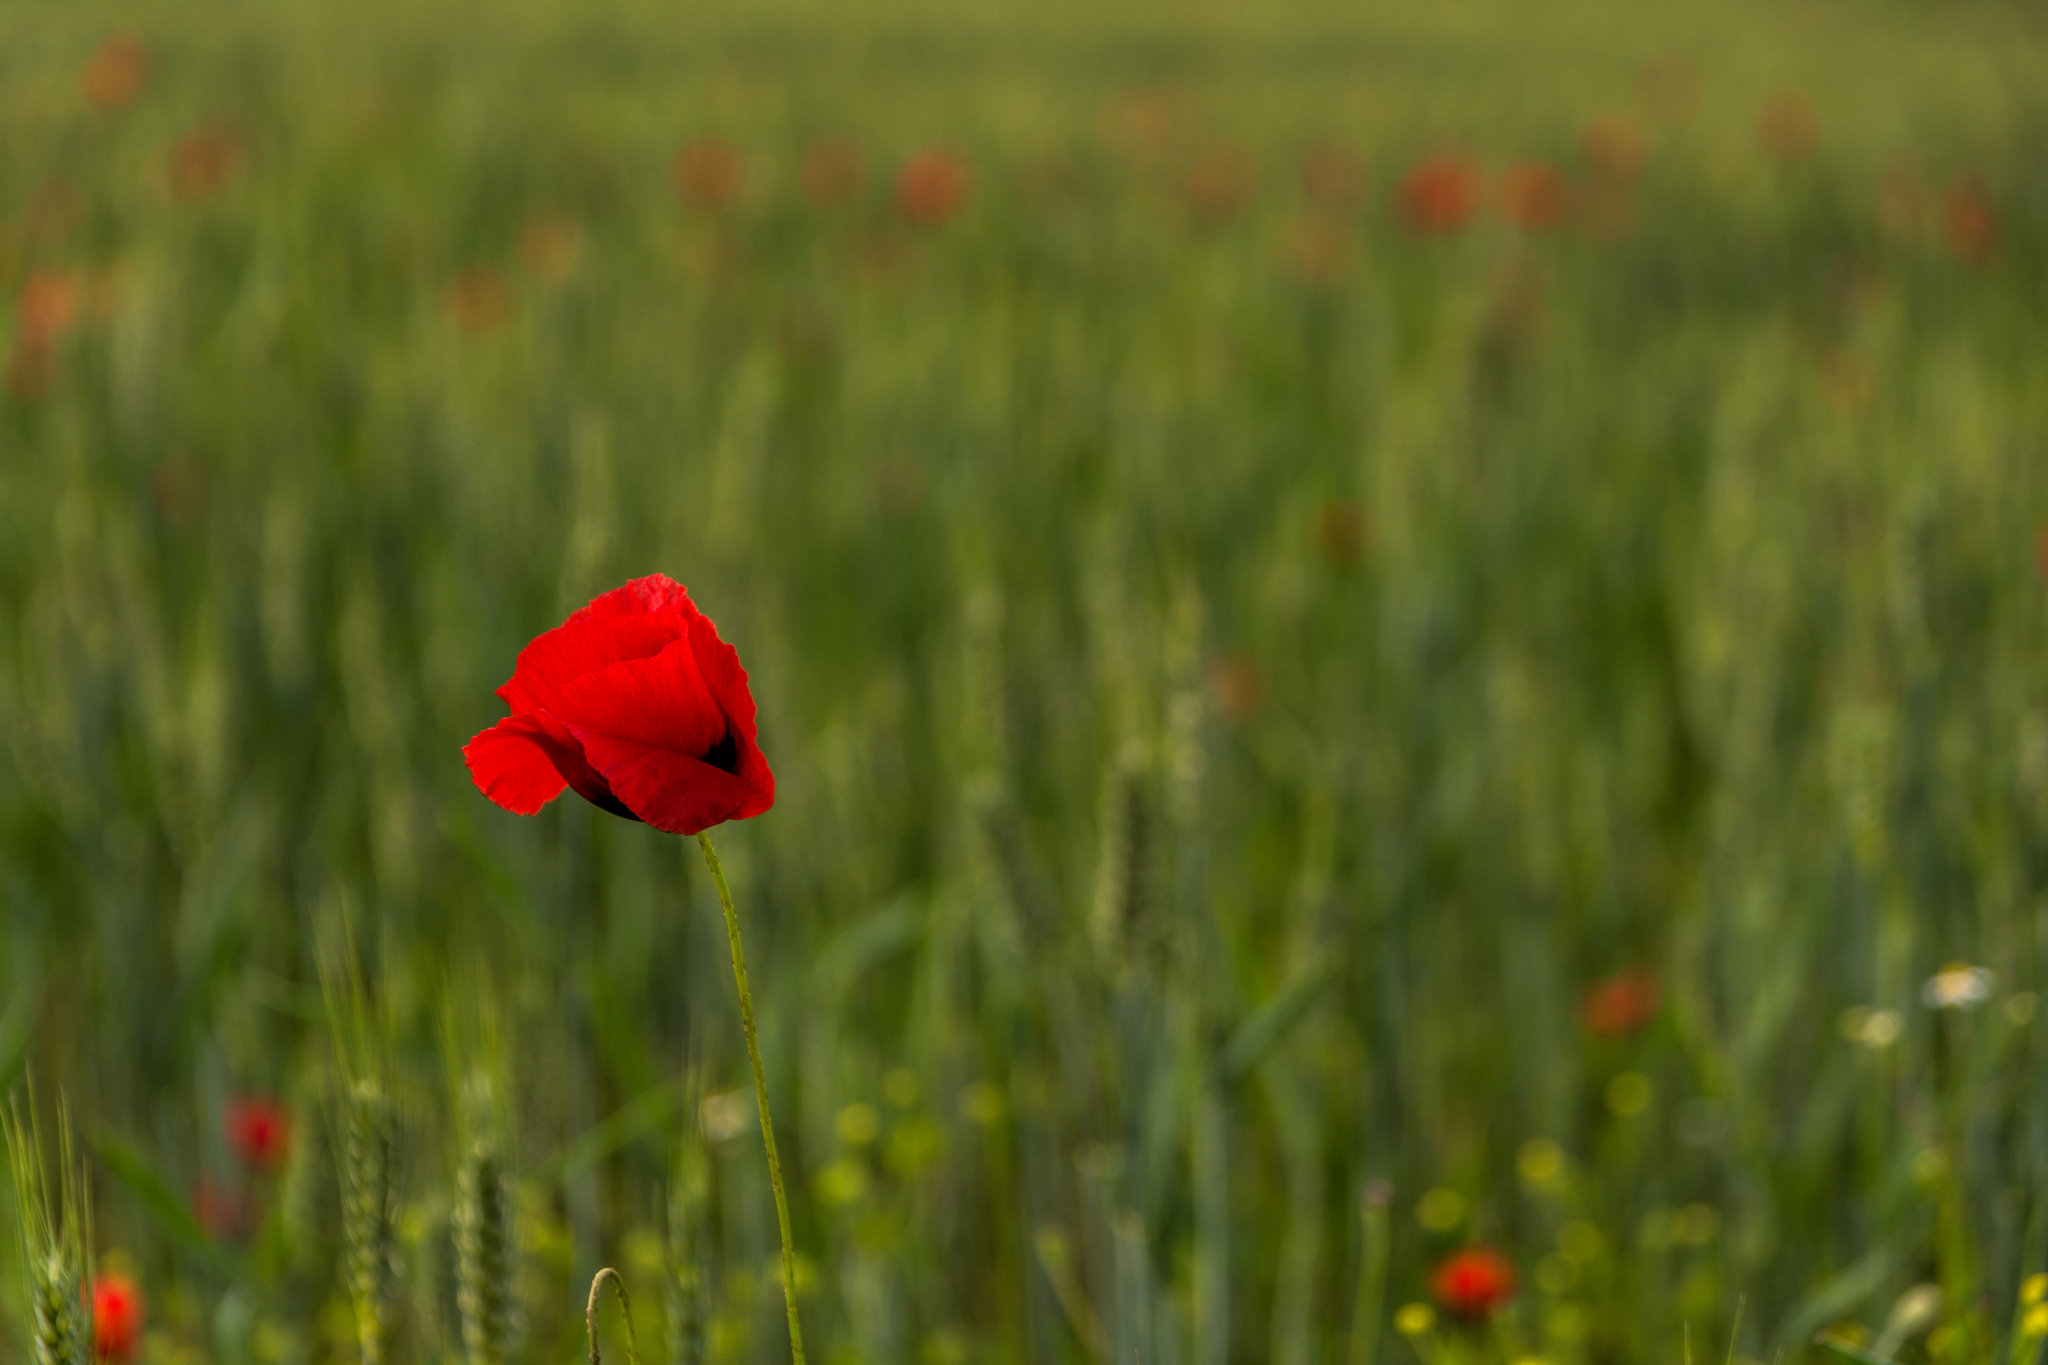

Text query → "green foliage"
[3,0,2048,1362]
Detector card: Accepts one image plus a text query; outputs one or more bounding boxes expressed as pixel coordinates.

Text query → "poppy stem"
[696,831,806,1365]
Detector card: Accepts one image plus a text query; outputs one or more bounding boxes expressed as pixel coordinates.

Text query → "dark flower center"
[701,726,741,776]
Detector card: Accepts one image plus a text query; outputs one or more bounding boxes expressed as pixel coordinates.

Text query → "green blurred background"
[4,0,2048,1362]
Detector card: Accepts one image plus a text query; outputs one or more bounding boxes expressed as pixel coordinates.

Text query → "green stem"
[697,831,807,1365]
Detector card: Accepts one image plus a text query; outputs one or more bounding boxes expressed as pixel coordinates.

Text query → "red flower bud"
[1430,1246,1517,1320]
[92,1274,144,1361]
[465,576,775,835]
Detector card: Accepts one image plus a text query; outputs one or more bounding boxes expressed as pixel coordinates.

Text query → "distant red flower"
[799,139,864,208]
[1581,113,1648,183]
[1940,178,1995,266]
[895,148,972,227]
[1397,155,1480,237]
[1300,143,1368,213]
[6,270,78,400]
[1582,970,1660,1037]
[465,575,775,835]
[82,35,147,112]
[17,270,78,350]
[226,1096,292,1173]
[1182,144,1257,220]
[170,122,244,202]
[2034,525,2048,583]
[1757,92,1820,162]
[1097,90,1175,161]
[192,1178,246,1241]
[445,267,513,333]
[674,138,744,210]
[1207,654,1264,723]
[1431,1246,1517,1319]
[92,1274,144,1361]
[1497,161,1571,232]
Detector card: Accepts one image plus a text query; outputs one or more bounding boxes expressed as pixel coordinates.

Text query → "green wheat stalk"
[343,1080,398,1365]
[6,1098,91,1365]
[454,1139,516,1365]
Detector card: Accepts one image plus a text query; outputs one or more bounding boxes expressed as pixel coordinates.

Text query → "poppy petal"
[685,612,775,802]
[555,637,729,759]
[463,717,568,814]
[497,613,681,716]
[572,731,758,835]
[566,573,698,626]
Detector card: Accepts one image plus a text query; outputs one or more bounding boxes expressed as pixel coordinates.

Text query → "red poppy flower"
[895,149,972,227]
[82,36,147,113]
[1497,161,1571,232]
[1940,177,1995,266]
[225,1095,292,1173]
[465,575,774,836]
[1206,654,1264,723]
[92,1274,144,1361]
[1397,155,1480,237]
[1757,92,1820,162]
[1430,1246,1517,1320]
[170,122,244,202]
[1581,970,1660,1037]
[1182,144,1257,220]
[192,1178,246,1241]
[674,138,745,210]
[445,267,513,334]
[1580,113,1647,183]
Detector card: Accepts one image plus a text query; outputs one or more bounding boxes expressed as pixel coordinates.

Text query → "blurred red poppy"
[6,270,78,400]
[1097,90,1175,161]
[1182,144,1257,220]
[895,149,972,226]
[170,122,244,201]
[1279,214,1349,284]
[800,139,864,208]
[17,270,78,349]
[92,1274,144,1361]
[674,138,744,210]
[82,35,147,112]
[1581,113,1647,183]
[192,1178,246,1241]
[1207,654,1264,723]
[1757,92,1820,162]
[465,575,775,835]
[1497,161,1571,232]
[226,1096,292,1173]
[1581,970,1660,1037]
[1397,155,1480,237]
[445,267,513,333]
[1430,1246,1517,1319]
[1940,177,1995,266]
